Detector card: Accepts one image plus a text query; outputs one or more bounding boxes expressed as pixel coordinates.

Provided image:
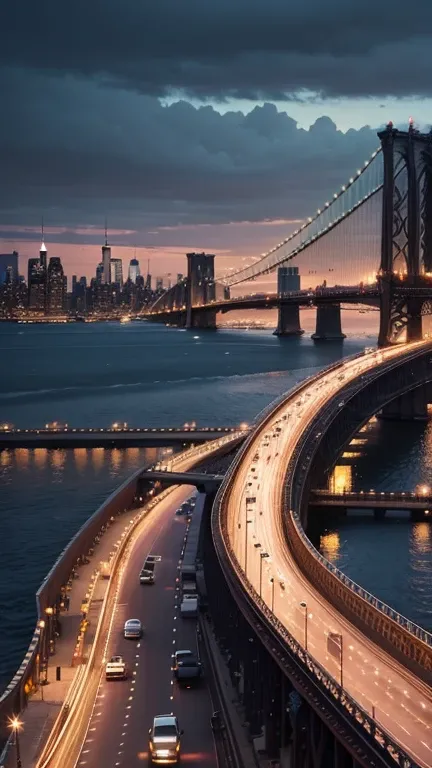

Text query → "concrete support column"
[406,297,423,342]
[274,303,304,336]
[312,304,346,341]
[263,654,282,758]
[186,309,217,329]
[379,384,430,420]
[274,266,304,336]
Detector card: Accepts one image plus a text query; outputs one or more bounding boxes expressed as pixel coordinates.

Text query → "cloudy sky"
[1,0,431,284]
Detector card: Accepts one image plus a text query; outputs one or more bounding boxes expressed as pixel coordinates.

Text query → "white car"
[105,655,127,680]
[149,714,183,765]
[124,619,143,639]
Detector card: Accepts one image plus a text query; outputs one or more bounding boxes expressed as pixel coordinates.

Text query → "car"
[173,656,203,686]
[105,655,127,680]
[172,649,194,672]
[140,568,155,584]
[148,714,183,765]
[124,619,143,639]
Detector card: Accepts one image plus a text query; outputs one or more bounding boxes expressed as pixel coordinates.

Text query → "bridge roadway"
[310,489,432,511]
[223,341,432,767]
[146,285,380,317]
[66,485,217,768]
[0,426,242,449]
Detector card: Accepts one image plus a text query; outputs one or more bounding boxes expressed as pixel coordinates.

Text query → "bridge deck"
[0,427,243,449]
[310,490,432,510]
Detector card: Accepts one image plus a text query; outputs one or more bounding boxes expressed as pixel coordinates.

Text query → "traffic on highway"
[74,487,217,768]
[225,341,432,767]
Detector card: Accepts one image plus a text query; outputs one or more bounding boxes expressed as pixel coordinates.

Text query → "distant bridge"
[310,489,432,518]
[0,426,246,449]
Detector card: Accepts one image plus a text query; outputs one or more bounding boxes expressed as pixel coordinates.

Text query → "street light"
[328,632,344,688]
[244,519,253,576]
[38,620,46,692]
[300,601,308,650]
[270,578,275,613]
[9,717,22,768]
[259,552,269,597]
[45,606,54,660]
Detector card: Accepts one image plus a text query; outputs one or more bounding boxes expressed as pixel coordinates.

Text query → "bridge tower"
[273,266,304,336]
[377,121,432,346]
[185,252,217,329]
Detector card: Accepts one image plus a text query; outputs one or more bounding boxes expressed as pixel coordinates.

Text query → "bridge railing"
[211,389,419,766]
[290,509,432,647]
[0,426,240,436]
[311,489,432,503]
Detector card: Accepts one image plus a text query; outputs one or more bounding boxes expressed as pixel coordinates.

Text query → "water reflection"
[34,448,48,468]
[51,450,66,470]
[73,448,88,471]
[320,531,341,564]
[0,451,10,467]
[110,449,122,472]
[15,448,29,468]
[91,447,104,470]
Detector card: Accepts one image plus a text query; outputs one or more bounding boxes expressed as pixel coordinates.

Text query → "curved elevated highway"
[215,341,432,767]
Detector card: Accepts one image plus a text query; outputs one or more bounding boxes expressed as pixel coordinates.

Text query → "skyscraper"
[128,258,140,284]
[155,276,164,292]
[145,260,151,291]
[0,252,18,284]
[47,257,66,314]
[28,258,45,310]
[110,258,123,285]
[102,221,111,283]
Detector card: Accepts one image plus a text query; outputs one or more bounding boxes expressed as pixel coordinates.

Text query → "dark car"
[173,657,203,687]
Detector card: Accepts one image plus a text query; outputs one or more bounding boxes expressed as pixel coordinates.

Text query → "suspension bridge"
[144,121,432,346]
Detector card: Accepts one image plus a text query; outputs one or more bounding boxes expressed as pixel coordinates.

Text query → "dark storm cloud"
[0,69,380,233]
[3,0,432,99]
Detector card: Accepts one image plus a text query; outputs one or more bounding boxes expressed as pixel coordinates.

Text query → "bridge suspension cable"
[221,147,384,287]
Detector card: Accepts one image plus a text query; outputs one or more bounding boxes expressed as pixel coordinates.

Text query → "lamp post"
[9,718,22,768]
[270,578,275,613]
[300,601,308,650]
[259,552,269,598]
[37,619,45,694]
[244,519,252,576]
[328,632,344,688]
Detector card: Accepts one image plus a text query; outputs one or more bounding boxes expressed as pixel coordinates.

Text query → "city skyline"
[2,0,432,270]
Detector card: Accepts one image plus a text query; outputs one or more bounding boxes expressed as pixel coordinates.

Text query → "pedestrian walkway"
[1,512,130,768]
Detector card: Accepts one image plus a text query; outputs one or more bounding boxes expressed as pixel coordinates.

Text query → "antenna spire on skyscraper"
[104,218,108,246]
[40,216,47,253]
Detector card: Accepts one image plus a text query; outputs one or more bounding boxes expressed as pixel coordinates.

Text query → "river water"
[0,320,431,690]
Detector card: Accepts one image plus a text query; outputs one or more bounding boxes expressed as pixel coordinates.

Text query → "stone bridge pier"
[312,304,346,341]
[274,267,304,336]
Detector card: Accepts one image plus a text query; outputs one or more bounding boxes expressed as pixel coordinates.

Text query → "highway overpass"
[209,341,432,767]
